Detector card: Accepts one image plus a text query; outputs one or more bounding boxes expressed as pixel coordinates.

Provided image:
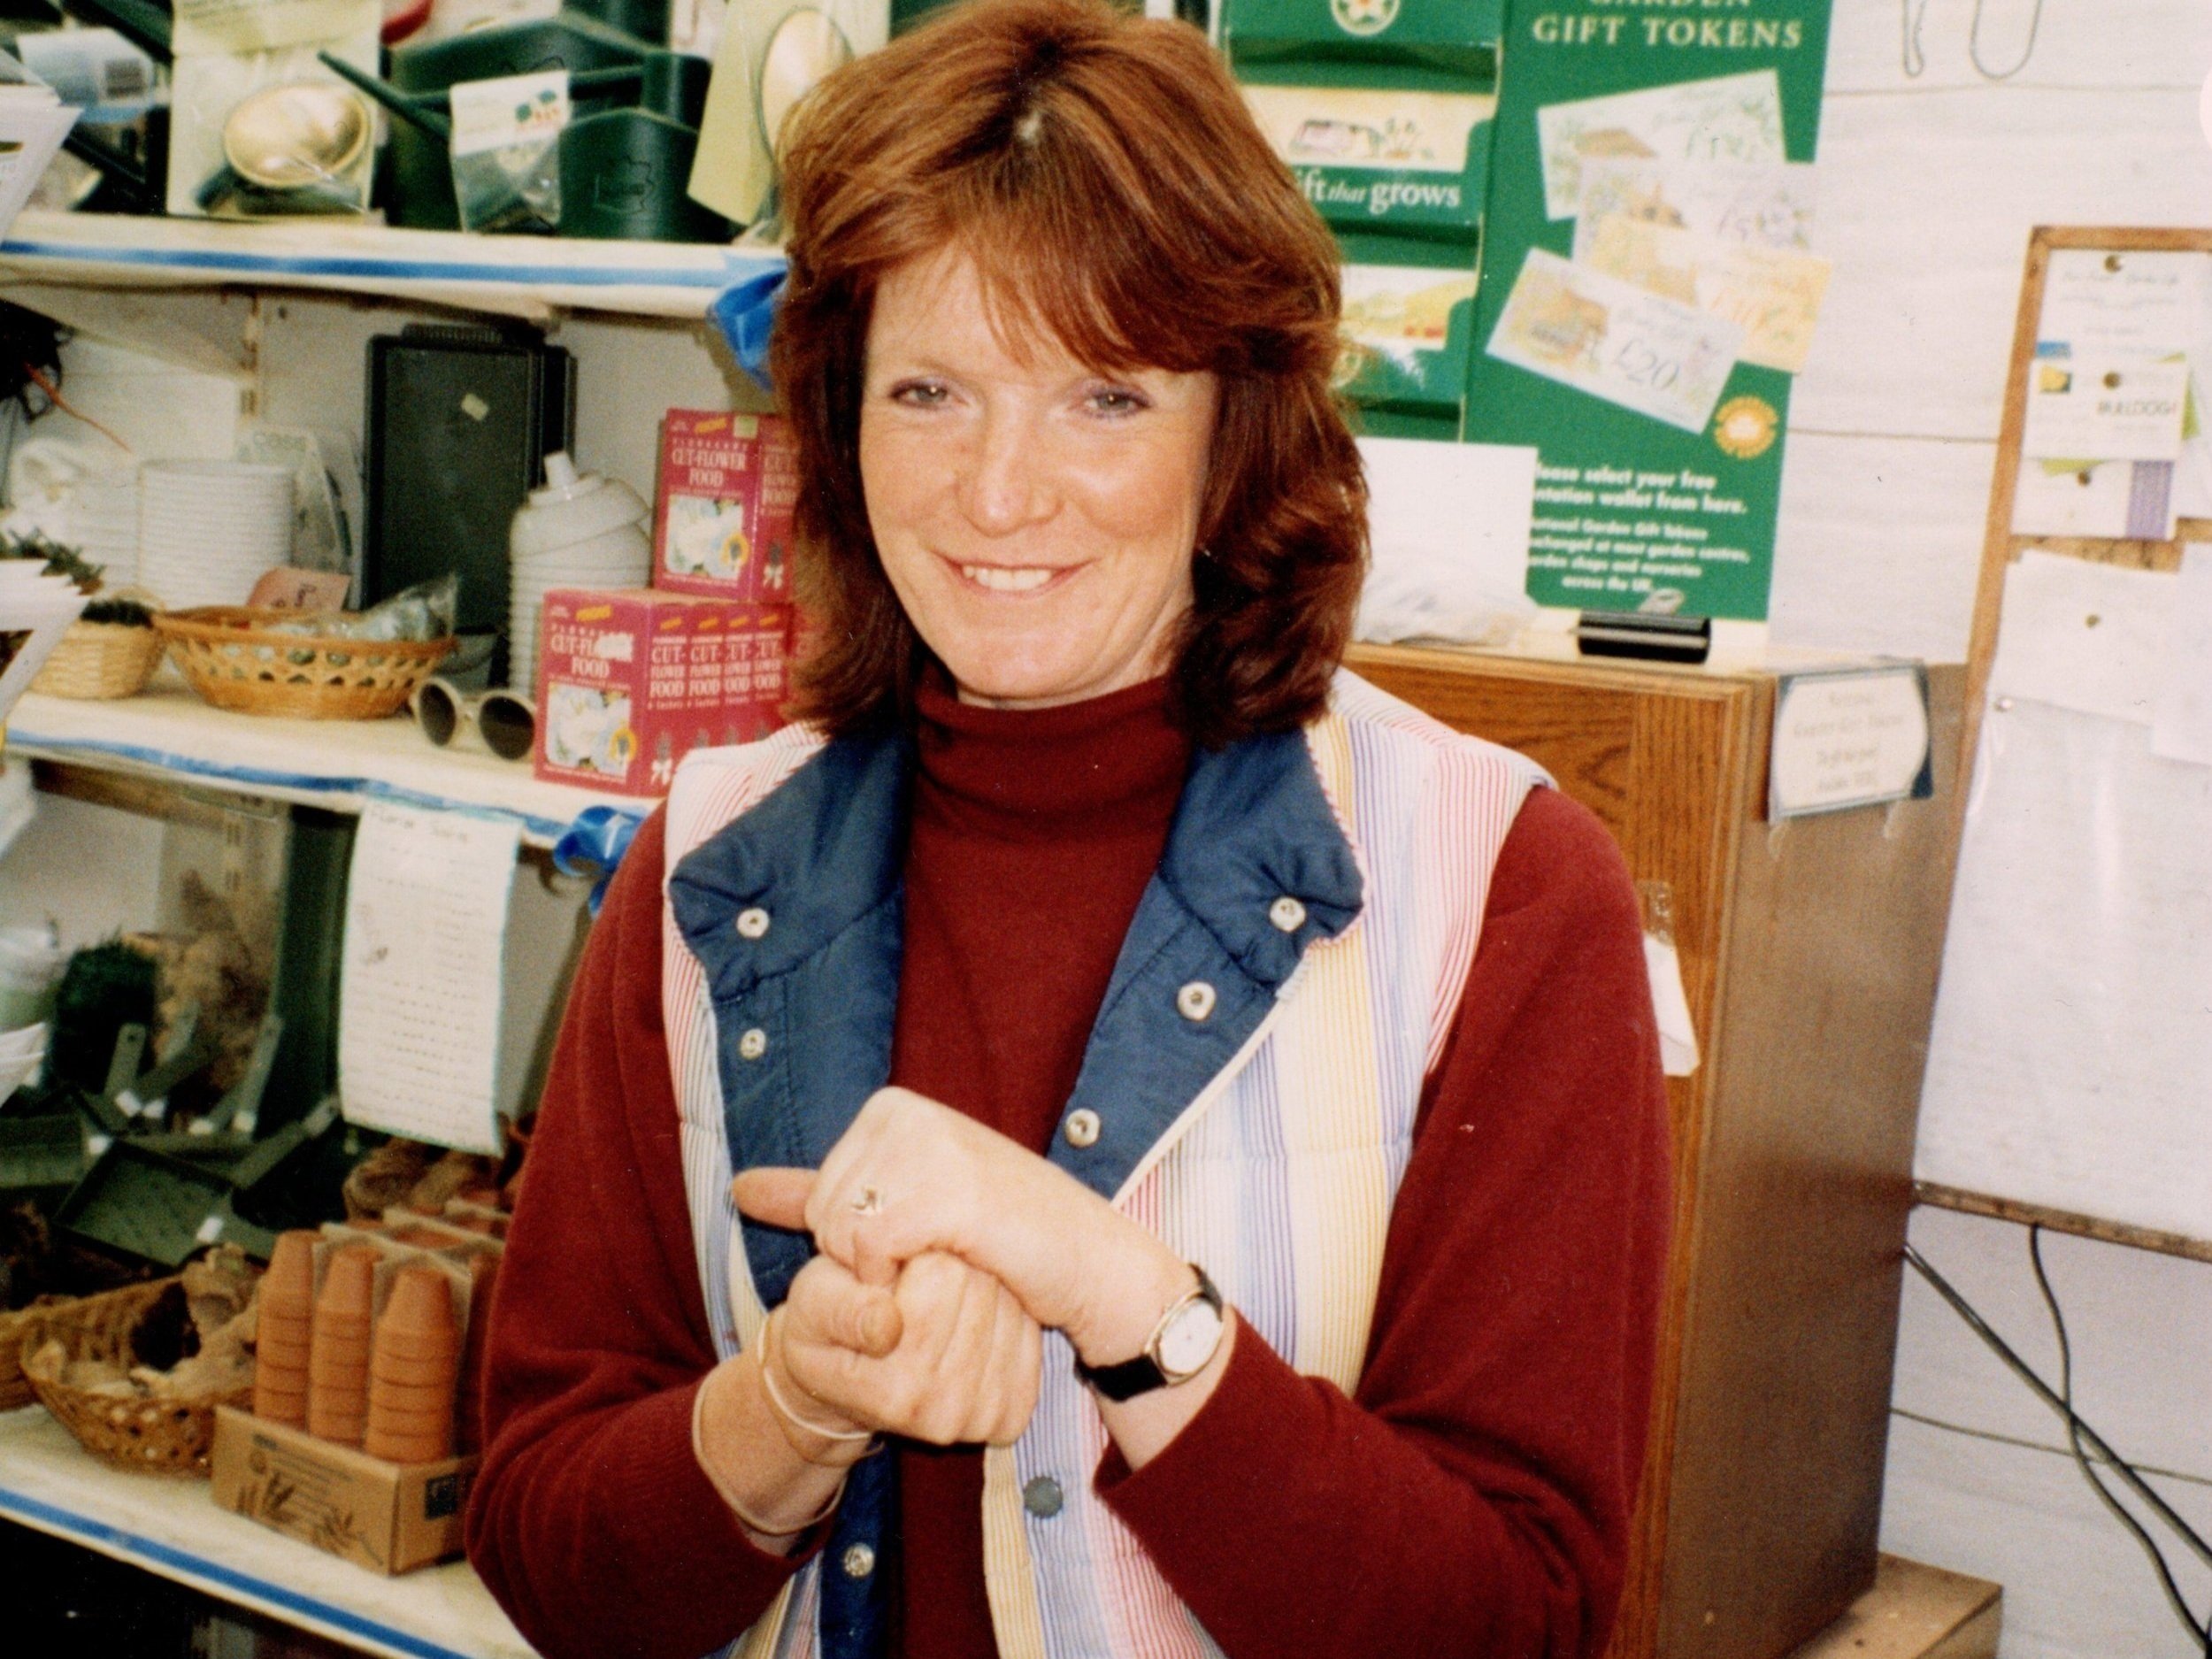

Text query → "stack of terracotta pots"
[251,1207,503,1466]
[251,1232,318,1427]
[365,1267,459,1463]
[306,1246,378,1446]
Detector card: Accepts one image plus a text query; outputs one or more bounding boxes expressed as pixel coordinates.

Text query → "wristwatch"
[1074,1266,1226,1402]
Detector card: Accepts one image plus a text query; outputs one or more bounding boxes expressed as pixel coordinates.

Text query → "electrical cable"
[2024,1227,2211,1653]
[1901,0,2046,82]
[1904,1240,2212,1652]
[1968,0,2044,81]
[1903,1242,2212,1571]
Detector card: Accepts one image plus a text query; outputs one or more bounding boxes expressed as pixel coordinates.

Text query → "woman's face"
[858,248,1219,709]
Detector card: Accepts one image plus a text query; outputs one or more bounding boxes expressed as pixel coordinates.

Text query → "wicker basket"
[19,1279,251,1477]
[157,606,455,720]
[0,1297,75,1410]
[28,618,165,700]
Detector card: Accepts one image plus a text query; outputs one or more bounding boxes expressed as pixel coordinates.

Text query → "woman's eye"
[1087,387,1148,416]
[890,380,949,407]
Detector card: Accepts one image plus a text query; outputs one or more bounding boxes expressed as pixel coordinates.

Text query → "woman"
[466,3,1670,1656]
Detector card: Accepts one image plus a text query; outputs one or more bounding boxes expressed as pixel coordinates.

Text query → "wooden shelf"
[0,210,780,320]
[0,1406,533,1659]
[1784,1555,2000,1659]
[2,684,641,849]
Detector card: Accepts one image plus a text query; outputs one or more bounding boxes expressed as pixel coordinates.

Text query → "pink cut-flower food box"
[532,588,789,798]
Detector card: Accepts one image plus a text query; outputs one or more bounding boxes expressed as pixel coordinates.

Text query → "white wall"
[1770,0,2212,663]
[1786,4,2212,1653]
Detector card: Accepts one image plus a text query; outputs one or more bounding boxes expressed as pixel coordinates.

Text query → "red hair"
[772,0,1365,746]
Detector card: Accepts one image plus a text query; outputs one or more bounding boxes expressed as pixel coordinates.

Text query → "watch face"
[1156,1298,1225,1381]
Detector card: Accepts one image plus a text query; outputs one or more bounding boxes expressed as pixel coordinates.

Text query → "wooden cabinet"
[1348,643,1967,1659]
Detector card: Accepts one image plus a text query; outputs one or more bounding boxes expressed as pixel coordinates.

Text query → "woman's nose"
[957,408,1056,535]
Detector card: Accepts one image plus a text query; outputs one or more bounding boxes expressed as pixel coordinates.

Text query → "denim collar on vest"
[665,718,1365,1308]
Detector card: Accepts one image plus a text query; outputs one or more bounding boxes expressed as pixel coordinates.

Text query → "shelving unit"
[4,684,641,849]
[0,1406,529,1659]
[0,206,697,1658]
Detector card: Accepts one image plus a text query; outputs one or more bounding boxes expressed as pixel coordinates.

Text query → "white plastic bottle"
[506,451,650,693]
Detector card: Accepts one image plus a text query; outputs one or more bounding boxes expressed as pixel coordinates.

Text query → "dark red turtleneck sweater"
[469,677,1669,1659]
[891,677,1191,1656]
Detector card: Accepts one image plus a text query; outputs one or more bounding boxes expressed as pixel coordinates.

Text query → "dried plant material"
[183,1244,258,1340]
[344,1139,437,1221]
[403,1150,500,1217]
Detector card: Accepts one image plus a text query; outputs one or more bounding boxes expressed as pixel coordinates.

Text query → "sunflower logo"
[1713,395,1778,459]
[1332,0,1400,37]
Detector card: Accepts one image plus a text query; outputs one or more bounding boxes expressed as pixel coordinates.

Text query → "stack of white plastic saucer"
[136,460,295,610]
[66,467,142,589]
[507,451,649,695]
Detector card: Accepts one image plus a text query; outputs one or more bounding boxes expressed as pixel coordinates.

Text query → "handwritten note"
[338,801,520,1154]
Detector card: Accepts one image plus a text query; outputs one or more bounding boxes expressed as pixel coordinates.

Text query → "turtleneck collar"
[910,668,1192,843]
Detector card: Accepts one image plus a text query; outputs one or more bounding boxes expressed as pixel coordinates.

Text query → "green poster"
[1464,0,1833,621]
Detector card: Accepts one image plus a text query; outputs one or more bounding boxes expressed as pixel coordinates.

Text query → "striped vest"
[661,670,1544,1659]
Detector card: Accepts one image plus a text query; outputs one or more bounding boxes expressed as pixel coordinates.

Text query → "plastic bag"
[448,69,570,234]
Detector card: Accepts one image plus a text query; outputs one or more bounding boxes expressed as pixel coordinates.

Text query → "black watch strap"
[1073,1267,1223,1402]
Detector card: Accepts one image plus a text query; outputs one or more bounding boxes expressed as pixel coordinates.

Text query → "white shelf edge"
[0,209,784,319]
[0,1407,534,1659]
[4,687,647,850]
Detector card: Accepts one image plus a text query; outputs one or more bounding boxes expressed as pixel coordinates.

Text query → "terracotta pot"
[264,1231,318,1306]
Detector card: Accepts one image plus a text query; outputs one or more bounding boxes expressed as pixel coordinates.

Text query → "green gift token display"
[1225,0,1501,237]
[1463,0,1836,622]
[1337,232,1480,438]
[1224,0,1502,435]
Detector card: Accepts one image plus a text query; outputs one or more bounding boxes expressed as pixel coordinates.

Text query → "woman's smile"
[948,557,1072,595]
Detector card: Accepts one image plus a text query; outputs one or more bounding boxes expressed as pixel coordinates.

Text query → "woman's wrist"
[692,1356,851,1550]
[1063,1213,1201,1367]
[757,1310,880,1468]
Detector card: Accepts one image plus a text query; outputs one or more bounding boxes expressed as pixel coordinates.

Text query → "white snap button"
[1268,896,1307,933]
[735,907,771,939]
[1177,981,1217,1022]
[1064,1109,1102,1148]
[738,1027,768,1061]
[841,1543,875,1578]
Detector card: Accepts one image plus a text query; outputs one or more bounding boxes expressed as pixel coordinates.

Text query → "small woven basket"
[157,606,454,720]
[0,1297,73,1409]
[28,618,165,700]
[19,1279,251,1477]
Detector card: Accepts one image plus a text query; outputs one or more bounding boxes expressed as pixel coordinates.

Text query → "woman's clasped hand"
[733,1085,1207,1442]
[769,1248,1042,1451]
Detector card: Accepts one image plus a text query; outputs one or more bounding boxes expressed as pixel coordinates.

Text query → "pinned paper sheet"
[1985,551,2170,727]
[2020,355,2187,464]
[338,801,520,1154]
[1355,437,1537,645]
[1918,695,2212,1240]
[2151,544,2212,766]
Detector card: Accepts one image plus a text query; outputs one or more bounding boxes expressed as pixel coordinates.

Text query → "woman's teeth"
[960,565,1056,593]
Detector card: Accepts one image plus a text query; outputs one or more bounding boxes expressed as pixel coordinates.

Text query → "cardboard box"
[533,588,790,797]
[652,410,799,601]
[211,1408,477,1575]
